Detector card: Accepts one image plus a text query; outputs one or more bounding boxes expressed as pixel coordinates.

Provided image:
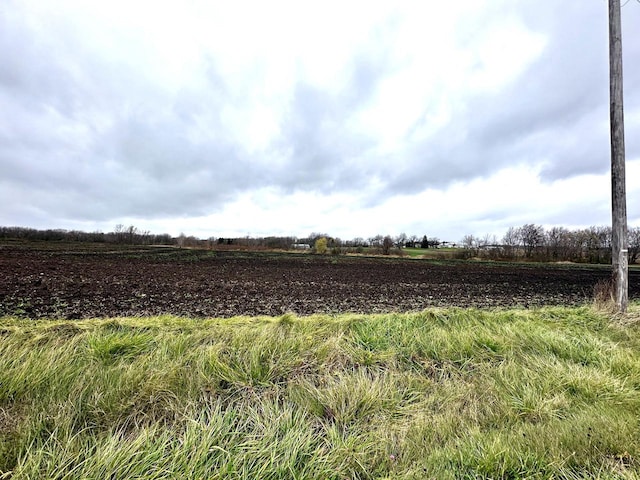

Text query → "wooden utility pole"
[609,0,628,312]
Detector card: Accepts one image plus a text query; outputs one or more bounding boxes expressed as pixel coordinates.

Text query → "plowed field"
[1,243,638,319]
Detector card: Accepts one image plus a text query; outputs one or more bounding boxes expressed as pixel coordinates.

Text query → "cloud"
[1,1,639,239]
[381,2,620,196]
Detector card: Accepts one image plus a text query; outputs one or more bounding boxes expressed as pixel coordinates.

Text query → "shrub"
[382,236,394,255]
[314,237,328,254]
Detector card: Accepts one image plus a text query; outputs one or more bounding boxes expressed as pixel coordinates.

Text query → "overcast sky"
[1,1,640,242]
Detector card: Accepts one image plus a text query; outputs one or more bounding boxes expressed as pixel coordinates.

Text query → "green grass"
[1,306,640,479]
[402,247,458,259]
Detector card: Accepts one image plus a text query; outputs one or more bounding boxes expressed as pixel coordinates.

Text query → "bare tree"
[177,233,186,248]
[126,225,138,244]
[480,234,497,247]
[369,235,383,248]
[350,237,366,247]
[520,224,544,258]
[502,226,521,259]
[629,226,640,264]
[114,224,126,244]
[461,234,477,253]
[395,232,408,248]
[546,226,572,261]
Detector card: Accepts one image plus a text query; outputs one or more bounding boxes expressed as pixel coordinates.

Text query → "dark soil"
[1,243,638,319]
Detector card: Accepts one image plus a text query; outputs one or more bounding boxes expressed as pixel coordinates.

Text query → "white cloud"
[1,0,639,240]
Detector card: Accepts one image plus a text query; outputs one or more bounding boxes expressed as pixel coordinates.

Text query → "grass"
[1,306,640,479]
[400,247,459,259]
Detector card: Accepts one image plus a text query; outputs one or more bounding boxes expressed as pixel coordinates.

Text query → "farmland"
[1,242,639,319]
[2,241,640,478]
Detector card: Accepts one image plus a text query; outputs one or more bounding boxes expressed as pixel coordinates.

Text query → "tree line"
[1,223,638,264]
[460,224,640,264]
[0,225,173,246]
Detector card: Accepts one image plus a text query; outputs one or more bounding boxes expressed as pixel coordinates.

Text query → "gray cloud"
[380,1,640,199]
[0,1,396,223]
[1,1,639,236]
[0,5,250,221]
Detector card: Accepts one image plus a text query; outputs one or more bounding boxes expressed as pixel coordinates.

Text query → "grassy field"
[1,306,640,479]
[400,247,459,259]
